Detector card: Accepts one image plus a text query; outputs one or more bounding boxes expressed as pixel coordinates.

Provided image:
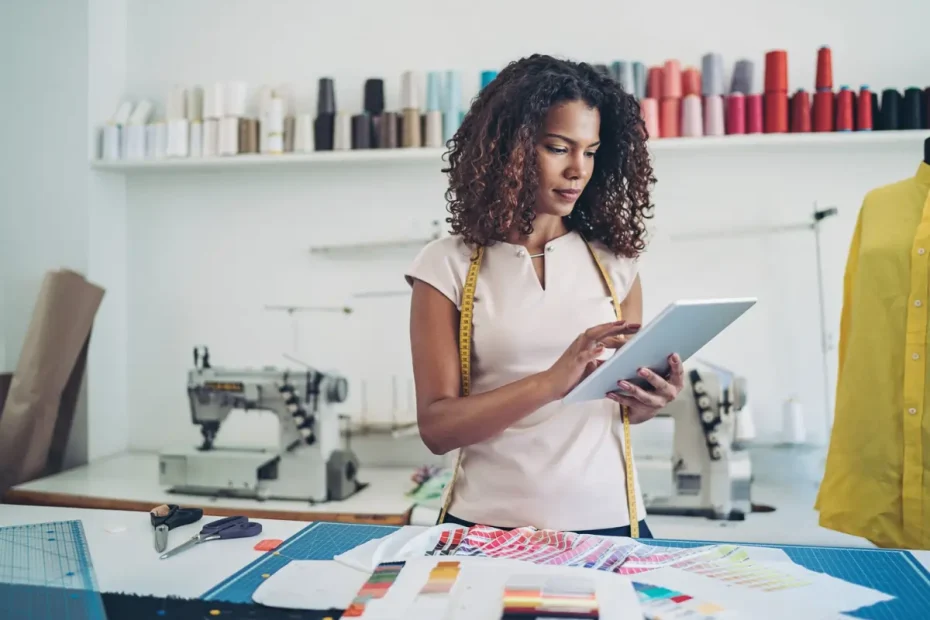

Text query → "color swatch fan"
[0,520,108,620]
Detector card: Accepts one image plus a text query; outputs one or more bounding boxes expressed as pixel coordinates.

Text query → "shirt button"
[908,408,917,415]
[920,248,927,255]
[517,248,526,257]
[913,353,920,360]
[546,245,554,253]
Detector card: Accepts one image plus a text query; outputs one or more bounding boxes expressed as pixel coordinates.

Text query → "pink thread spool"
[726,93,746,134]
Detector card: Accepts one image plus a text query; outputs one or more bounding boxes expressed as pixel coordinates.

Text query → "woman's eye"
[585,151,597,158]
[546,146,568,154]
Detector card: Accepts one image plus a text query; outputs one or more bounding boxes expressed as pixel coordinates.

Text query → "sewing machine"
[637,362,755,520]
[158,346,364,503]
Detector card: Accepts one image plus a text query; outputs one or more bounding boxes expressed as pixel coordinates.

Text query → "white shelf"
[90,130,930,172]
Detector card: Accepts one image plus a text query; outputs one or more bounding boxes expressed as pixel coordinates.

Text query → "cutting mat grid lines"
[202,522,397,603]
[0,520,108,620]
[201,525,930,618]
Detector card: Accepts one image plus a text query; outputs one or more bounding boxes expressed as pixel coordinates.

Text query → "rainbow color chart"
[633,582,732,619]
[342,561,405,618]
[500,574,600,619]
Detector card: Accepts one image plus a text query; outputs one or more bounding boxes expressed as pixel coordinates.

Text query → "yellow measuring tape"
[437,239,640,538]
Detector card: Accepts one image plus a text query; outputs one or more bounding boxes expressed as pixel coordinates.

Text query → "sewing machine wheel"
[326,377,349,404]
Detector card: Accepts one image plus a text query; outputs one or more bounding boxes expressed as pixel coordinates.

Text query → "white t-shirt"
[404,230,645,531]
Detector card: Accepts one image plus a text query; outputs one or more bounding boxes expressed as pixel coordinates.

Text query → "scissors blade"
[159,534,202,560]
[154,524,169,553]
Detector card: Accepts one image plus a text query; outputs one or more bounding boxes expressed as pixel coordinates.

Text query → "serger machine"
[158,346,364,503]
[637,362,755,520]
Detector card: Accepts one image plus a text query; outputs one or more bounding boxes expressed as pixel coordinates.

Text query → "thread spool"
[856,86,873,130]
[880,89,901,130]
[352,114,372,149]
[145,124,157,159]
[224,82,248,117]
[317,78,336,116]
[238,118,259,153]
[646,66,663,99]
[402,108,421,147]
[703,95,724,136]
[871,91,882,130]
[186,87,203,122]
[730,60,754,94]
[632,62,646,100]
[813,90,834,132]
[815,46,833,91]
[364,79,384,115]
[764,50,788,93]
[379,111,398,148]
[659,98,680,138]
[726,93,746,134]
[204,84,224,119]
[426,72,442,111]
[166,119,189,157]
[294,113,314,152]
[314,114,335,150]
[480,70,497,90]
[640,98,659,138]
[746,94,763,133]
[218,117,239,155]
[101,124,120,160]
[835,87,854,131]
[662,60,682,99]
[202,119,218,156]
[764,92,788,133]
[681,95,702,137]
[423,111,443,147]
[444,71,462,143]
[789,90,811,133]
[401,71,420,110]
[283,116,296,152]
[334,112,351,150]
[701,53,725,96]
[681,68,701,97]
[902,87,923,129]
[614,61,634,95]
[264,98,284,154]
[166,87,186,121]
[125,124,145,159]
[189,121,202,157]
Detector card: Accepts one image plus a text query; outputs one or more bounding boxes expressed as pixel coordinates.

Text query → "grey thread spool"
[702,53,725,96]
[731,60,754,94]
[633,62,646,100]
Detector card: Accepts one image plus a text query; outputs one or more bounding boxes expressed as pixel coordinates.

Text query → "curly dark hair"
[442,54,656,258]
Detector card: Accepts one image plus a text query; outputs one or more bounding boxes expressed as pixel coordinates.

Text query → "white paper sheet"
[252,560,370,610]
[341,556,643,620]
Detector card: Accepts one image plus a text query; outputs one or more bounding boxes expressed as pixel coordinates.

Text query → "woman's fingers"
[606,393,659,423]
[667,354,685,390]
[635,367,677,400]
[583,321,640,346]
[614,380,666,408]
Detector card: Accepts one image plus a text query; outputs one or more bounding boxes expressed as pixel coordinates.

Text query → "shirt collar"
[916,162,930,188]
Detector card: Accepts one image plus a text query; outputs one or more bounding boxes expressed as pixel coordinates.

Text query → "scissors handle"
[201,515,263,540]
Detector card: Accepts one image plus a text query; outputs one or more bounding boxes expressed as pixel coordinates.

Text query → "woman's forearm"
[418,371,557,455]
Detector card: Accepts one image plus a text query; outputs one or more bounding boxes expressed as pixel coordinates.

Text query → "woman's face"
[533,99,601,217]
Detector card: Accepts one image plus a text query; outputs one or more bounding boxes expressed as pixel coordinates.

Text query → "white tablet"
[562,298,757,405]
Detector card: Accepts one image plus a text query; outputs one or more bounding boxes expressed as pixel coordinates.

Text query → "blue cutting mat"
[202,523,930,619]
[0,519,108,620]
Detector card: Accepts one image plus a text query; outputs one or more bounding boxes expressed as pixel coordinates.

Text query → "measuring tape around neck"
[437,240,640,537]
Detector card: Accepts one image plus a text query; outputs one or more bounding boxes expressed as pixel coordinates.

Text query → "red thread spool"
[815,46,833,91]
[726,93,746,134]
[764,50,788,92]
[764,91,788,133]
[813,90,834,132]
[646,67,663,99]
[790,90,811,132]
[663,60,682,99]
[746,94,763,133]
[835,86,854,131]
[681,68,701,97]
[857,86,873,130]
[659,98,680,137]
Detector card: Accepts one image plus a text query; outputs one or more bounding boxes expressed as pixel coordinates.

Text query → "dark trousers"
[439,513,655,539]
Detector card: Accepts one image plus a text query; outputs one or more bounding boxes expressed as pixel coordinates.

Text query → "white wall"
[0,0,127,467]
[6,1,928,465]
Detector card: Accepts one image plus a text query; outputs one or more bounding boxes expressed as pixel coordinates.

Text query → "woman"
[405,54,684,538]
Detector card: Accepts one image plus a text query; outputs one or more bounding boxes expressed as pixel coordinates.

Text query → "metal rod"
[812,203,834,444]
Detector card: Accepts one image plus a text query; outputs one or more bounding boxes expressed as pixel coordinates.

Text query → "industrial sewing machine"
[637,361,755,520]
[158,346,364,503]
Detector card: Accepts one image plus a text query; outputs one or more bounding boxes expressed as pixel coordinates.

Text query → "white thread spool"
[781,397,806,444]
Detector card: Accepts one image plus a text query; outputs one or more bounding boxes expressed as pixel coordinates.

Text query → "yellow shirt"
[816,162,930,550]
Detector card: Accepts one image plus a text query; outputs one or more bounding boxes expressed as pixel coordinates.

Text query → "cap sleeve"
[404,235,472,309]
[590,242,640,303]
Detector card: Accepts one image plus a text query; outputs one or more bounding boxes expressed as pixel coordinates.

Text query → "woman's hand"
[607,354,685,423]
[542,320,641,401]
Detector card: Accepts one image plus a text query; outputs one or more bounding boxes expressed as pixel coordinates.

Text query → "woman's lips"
[554,189,581,201]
